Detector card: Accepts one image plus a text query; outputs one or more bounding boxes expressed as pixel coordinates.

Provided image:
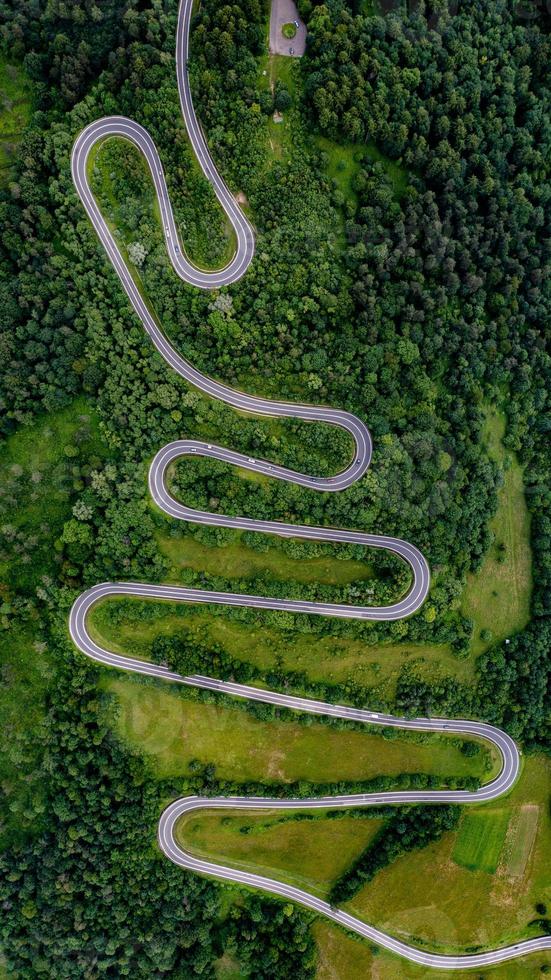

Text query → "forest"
[0,0,549,976]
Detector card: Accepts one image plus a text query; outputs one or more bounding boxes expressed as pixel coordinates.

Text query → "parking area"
[269,0,306,57]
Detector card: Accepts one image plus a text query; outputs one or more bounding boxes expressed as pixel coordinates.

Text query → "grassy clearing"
[316,135,409,205]
[462,408,532,655]
[259,53,300,162]
[316,137,363,208]
[214,952,242,978]
[104,676,494,785]
[504,806,540,878]
[345,755,551,956]
[313,920,551,979]
[176,808,384,898]
[363,142,409,197]
[89,597,475,700]
[0,397,108,594]
[158,531,375,586]
[0,57,32,184]
[452,810,510,874]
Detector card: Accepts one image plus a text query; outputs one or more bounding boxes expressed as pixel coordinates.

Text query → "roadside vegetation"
[177,808,385,898]
[0,57,32,184]
[461,408,532,655]
[313,920,551,980]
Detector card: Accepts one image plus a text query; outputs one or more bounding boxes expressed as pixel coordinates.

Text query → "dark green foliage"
[221,896,316,978]
[0,649,221,978]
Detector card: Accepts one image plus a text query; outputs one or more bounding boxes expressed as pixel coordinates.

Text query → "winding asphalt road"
[69,0,551,968]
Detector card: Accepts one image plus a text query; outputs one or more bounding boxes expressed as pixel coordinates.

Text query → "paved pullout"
[69,0,551,967]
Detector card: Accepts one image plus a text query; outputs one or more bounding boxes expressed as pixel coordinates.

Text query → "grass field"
[176,808,385,898]
[0,58,32,184]
[213,952,242,978]
[344,755,551,956]
[259,53,299,162]
[104,676,494,785]
[315,138,363,208]
[452,809,511,874]
[462,408,532,655]
[158,531,375,586]
[313,920,551,979]
[505,805,540,878]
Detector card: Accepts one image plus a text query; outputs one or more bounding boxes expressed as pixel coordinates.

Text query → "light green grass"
[363,142,409,197]
[104,676,494,785]
[462,408,532,654]
[452,810,510,873]
[282,22,297,39]
[176,808,384,899]
[259,54,300,161]
[346,756,551,957]
[0,58,32,184]
[316,135,409,204]
[316,137,363,207]
[504,805,540,878]
[214,953,242,979]
[314,920,551,980]
[158,532,374,585]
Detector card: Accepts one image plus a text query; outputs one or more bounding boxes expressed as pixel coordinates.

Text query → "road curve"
[69,0,551,968]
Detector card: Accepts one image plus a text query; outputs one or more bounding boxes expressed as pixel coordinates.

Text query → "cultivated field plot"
[344,756,551,956]
[452,809,511,874]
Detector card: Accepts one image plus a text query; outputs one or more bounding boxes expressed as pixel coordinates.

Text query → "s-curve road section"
[69,0,551,968]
